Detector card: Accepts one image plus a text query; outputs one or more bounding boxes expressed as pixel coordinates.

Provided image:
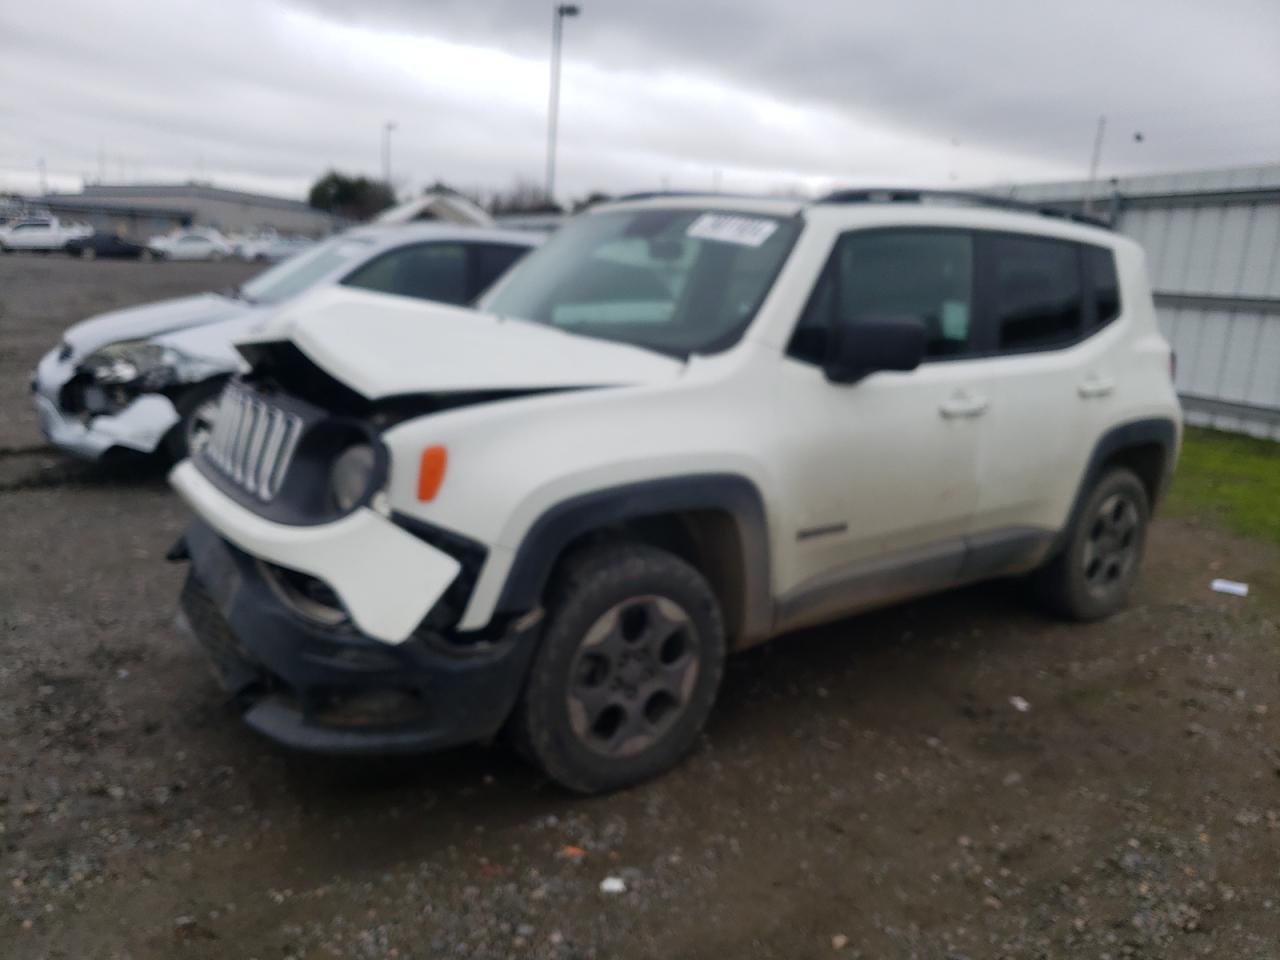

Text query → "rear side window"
[986,234,1083,352]
[789,229,975,364]
[342,242,469,304]
[1086,244,1121,328]
[469,243,529,299]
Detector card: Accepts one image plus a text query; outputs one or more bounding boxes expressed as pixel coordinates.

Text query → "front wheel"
[1034,467,1150,621]
[510,541,726,793]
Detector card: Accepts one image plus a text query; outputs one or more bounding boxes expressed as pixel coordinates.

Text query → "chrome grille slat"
[203,386,303,501]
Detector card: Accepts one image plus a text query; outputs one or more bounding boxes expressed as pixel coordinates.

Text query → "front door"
[772,227,987,629]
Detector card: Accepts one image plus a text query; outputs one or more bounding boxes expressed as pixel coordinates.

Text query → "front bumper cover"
[176,518,540,754]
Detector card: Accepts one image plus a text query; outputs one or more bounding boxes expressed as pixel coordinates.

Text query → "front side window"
[789,229,975,364]
[987,234,1083,351]
[342,242,469,304]
[478,208,801,357]
[239,236,375,306]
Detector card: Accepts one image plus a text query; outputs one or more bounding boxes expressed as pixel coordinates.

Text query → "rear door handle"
[1078,375,1116,399]
[939,392,989,419]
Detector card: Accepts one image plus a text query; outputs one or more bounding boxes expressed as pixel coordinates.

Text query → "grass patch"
[1164,426,1280,547]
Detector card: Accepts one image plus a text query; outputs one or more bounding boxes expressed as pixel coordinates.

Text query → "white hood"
[243,286,685,399]
[63,292,252,358]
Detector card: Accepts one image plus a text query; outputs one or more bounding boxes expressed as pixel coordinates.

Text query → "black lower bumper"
[176,519,539,754]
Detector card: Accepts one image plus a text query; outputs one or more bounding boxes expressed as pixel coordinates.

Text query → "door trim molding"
[774,526,1053,636]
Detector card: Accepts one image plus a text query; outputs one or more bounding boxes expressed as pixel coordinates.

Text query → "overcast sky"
[2,0,1277,202]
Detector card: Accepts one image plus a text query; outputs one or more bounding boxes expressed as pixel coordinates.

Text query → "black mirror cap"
[824,314,928,384]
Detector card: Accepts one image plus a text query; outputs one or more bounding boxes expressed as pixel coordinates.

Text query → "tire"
[1034,467,1150,621]
[139,249,155,262]
[510,541,726,794]
[80,246,97,260]
[162,379,227,463]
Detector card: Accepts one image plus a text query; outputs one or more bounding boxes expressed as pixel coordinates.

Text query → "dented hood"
[63,292,255,358]
[241,286,685,399]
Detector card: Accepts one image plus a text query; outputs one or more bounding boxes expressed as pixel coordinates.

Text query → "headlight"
[81,341,173,387]
[329,443,376,512]
[79,341,222,389]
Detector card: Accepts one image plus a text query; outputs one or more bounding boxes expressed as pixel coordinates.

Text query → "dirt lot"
[3,255,1279,960]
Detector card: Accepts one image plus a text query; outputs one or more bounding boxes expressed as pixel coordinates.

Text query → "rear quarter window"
[1086,244,1122,328]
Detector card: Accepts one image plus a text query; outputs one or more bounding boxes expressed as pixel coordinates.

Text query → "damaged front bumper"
[174,518,541,754]
[31,347,180,459]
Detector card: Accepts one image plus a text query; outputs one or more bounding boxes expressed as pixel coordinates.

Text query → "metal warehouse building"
[35,182,337,239]
[1007,164,1280,440]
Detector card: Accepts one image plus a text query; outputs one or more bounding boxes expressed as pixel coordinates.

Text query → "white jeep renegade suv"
[169,189,1181,793]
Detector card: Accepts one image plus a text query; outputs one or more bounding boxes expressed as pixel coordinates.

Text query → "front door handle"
[1078,374,1116,399]
[939,391,990,419]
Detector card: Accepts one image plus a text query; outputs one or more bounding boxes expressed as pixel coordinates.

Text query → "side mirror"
[824,314,928,384]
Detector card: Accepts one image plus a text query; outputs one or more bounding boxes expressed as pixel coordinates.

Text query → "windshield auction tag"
[686,213,779,248]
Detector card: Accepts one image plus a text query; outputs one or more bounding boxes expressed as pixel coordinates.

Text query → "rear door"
[962,232,1104,569]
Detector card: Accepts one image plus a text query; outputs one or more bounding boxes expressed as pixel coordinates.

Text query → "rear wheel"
[1035,467,1149,621]
[510,541,726,793]
[80,246,97,260]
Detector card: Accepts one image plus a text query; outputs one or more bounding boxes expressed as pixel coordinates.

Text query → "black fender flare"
[1054,416,1178,553]
[494,474,773,644]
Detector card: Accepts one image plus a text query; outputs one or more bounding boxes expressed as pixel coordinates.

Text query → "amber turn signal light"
[417,446,448,501]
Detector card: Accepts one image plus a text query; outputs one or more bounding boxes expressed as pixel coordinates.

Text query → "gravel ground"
[3,255,1279,959]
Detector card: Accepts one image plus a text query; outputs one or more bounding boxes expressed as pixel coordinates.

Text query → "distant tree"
[487,177,563,216]
[308,171,395,221]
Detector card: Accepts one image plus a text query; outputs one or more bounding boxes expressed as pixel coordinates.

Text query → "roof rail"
[818,187,1113,230]
[608,190,753,203]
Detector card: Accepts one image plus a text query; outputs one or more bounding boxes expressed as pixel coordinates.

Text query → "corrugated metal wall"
[1009,165,1280,440]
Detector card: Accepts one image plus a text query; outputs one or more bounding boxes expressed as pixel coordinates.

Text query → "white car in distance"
[237,234,316,263]
[0,217,93,252]
[148,229,235,261]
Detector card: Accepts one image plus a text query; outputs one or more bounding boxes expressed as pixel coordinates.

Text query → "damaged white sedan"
[30,223,540,461]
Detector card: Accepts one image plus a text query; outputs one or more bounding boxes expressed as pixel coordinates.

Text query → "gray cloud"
[2,0,1277,201]
[290,0,1280,173]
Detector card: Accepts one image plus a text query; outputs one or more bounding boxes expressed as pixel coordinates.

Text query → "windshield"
[238,236,375,305]
[478,207,800,357]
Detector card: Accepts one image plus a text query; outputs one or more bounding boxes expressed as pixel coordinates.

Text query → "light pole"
[1084,114,1106,214]
[545,3,580,203]
[382,121,397,190]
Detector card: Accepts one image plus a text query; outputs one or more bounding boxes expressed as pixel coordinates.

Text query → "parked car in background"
[64,232,153,260]
[0,216,92,252]
[148,229,235,261]
[167,191,1181,792]
[237,234,316,262]
[31,223,540,462]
